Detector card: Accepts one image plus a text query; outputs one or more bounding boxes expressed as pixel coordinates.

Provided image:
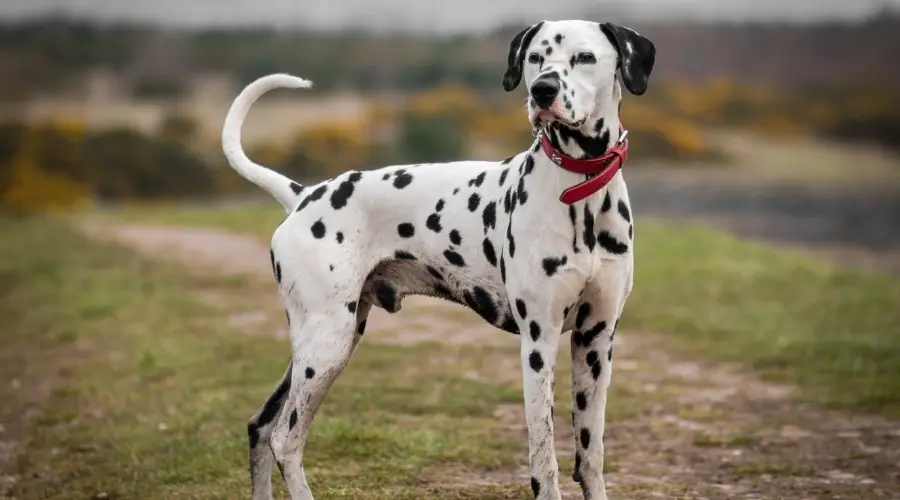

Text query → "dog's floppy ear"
[502,21,544,92]
[599,22,656,95]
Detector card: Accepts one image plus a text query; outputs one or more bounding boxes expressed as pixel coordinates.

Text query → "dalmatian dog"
[222,19,654,500]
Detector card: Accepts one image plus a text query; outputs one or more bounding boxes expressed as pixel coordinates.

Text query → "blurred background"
[2,0,900,271]
[2,2,900,500]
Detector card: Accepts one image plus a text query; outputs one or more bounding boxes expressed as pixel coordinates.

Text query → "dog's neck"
[538,86,621,161]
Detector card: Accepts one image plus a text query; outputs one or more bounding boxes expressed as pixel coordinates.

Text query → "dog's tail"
[222,73,313,212]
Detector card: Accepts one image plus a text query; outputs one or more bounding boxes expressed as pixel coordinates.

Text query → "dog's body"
[223,20,654,500]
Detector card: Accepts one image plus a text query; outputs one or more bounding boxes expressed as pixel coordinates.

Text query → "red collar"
[539,124,629,205]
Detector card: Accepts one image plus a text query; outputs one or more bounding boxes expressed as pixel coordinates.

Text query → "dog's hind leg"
[269,301,365,500]
[247,361,292,500]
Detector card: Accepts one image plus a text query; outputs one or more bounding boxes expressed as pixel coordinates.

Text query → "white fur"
[225,20,639,500]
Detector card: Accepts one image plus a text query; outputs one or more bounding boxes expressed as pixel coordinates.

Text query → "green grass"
[0,217,538,499]
[99,202,900,417]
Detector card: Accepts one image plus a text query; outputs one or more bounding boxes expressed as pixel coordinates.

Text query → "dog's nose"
[530,77,560,109]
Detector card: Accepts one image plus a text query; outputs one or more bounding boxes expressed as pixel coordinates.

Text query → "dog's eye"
[574,52,596,65]
[527,53,541,64]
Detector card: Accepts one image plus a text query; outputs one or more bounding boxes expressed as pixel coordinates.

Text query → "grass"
[0,217,538,499]
[97,202,900,417]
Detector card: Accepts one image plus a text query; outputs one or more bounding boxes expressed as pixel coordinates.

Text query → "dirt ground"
[64,222,900,499]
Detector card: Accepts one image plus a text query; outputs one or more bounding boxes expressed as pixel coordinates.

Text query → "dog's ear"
[502,21,544,92]
[599,22,656,95]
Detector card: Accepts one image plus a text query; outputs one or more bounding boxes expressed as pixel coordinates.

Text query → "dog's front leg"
[519,310,563,500]
[508,281,572,500]
[570,265,632,500]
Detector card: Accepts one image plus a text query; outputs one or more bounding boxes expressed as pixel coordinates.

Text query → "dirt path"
[79,222,900,499]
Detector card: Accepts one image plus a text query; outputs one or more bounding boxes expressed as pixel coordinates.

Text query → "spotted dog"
[222,19,655,500]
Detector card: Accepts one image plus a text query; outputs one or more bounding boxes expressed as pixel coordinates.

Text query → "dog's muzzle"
[530,77,560,110]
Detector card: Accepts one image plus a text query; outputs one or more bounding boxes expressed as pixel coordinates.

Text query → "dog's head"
[502,20,656,129]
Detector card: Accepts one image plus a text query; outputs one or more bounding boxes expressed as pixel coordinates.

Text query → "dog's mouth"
[530,107,587,130]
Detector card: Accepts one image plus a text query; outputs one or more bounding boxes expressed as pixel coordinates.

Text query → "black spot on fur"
[289,409,298,430]
[375,282,398,312]
[395,250,417,260]
[542,256,568,277]
[499,168,509,185]
[393,170,413,189]
[500,256,507,283]
[382,173,390,181]
[617,199,632,222]
[296,184,327,212]
[398,223,415,238]
[275,263,282,284]
[601,191,612,212]
[551,118,612,158]
[482,238,497,267]
[529,321,541,341]
[468,193,481,212]
[592,361,601,380]
[586,350,599,366]
[573,452,583,482]
[329,264,334,271]
[449,230,462,245]
[545,46,553,55]
[426,265,443,281]
[305,367,315,379]
[554,33,563,44]
[580,428,591,449]
[435,199,445,212]
[575,303,591,330]
[347,301,357,313]
[336,231,344,243]
[501,315,519,334]
[523,155,535,176]
[576,391,587,411]
[256,368,291,430]
[569,205,580,253]
[330,171,362,209]
[426,213,442,233]
[582,321,606,346]
[311,220,326,239]
[502,155,515,165]
[531,477,540,498]
[503,189,512,213]
[290,182,303,195]
[529,350,544,372]
[628,224,634,240]
[516,177,528,205]
[598,231,629,254]
[453,187,460,195]
[583,205,596,251]
[248,422,260,448]
[608,347,613,361]
[444,249,466,267]
[506,223,516,258]
[515,299,527,319]
[463,286,499,324]
[563,306,571,319]
[473,172,486,187]
[482,201,497,233]
[573,330,583,346]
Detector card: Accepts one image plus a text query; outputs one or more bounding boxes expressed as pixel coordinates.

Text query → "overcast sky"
[1,0,898,34]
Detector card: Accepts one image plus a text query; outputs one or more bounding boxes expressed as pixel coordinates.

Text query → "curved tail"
[222,73,313,212]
